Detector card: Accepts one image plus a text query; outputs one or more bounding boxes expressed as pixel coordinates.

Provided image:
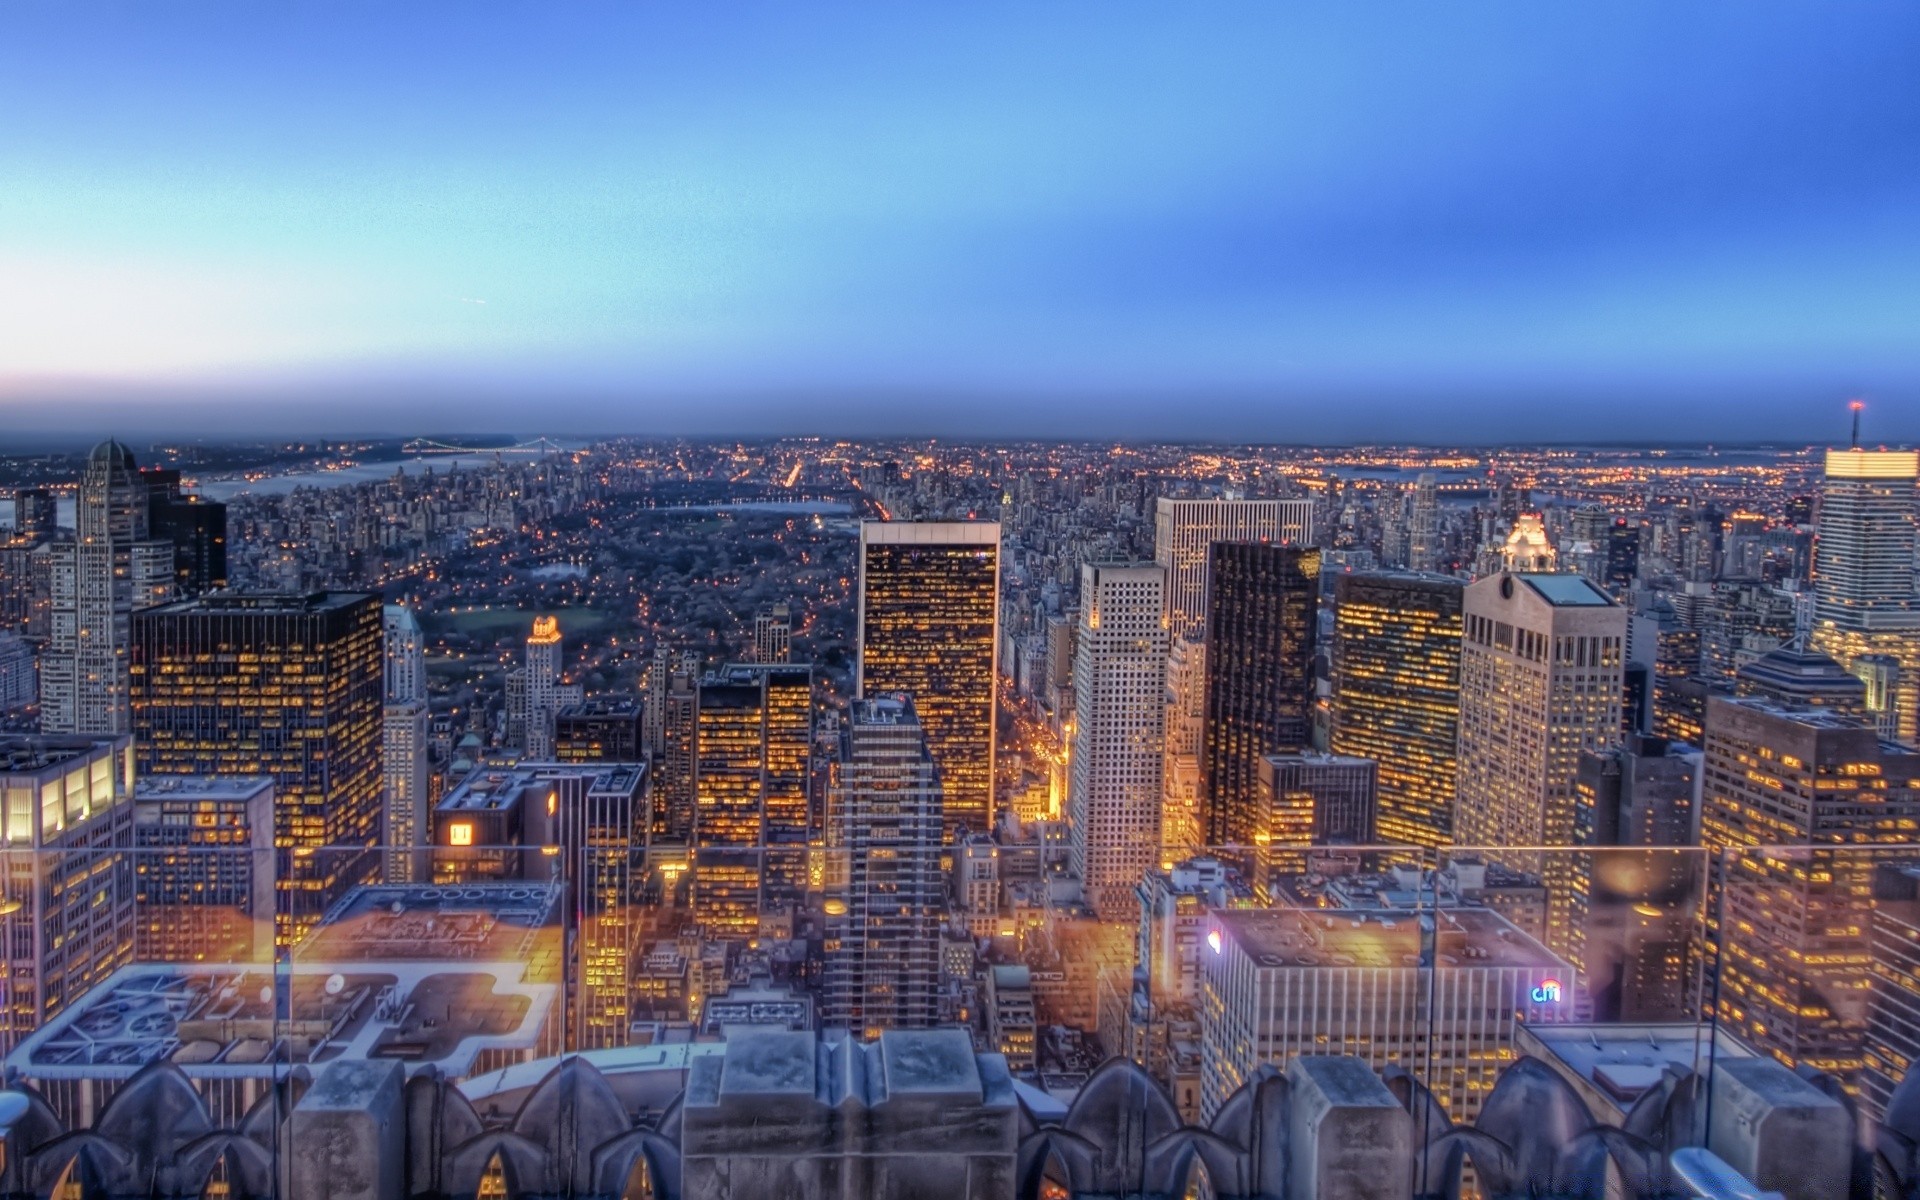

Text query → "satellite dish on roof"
[259,985,274,1006]
[391,901,405,915]
[325,973,346,997]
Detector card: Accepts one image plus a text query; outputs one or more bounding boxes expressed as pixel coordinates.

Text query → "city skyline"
[4,3,1919,439]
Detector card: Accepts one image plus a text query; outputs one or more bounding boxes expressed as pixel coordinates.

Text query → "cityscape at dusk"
[6,3,1920,1200]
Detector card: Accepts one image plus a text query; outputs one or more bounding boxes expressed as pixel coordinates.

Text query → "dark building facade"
[555,695,645,762]
[1201,543,1318,849]
[130,591,384,943]
[141,469,228,597]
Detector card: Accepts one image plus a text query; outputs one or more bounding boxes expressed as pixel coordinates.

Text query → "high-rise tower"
[132,591,384,942]
[1407,473,1440,573]
[1200,544,1319,850]
[823,694,945,1035]
[382,604,431,883]
[1153,498,1314,643]
[1067,563,1167,918]
[1329,571,1463,848]
[1457,571,1625,960]
[40,440,174,735]
[524,615,563,760]
[1809,442,1920,740]
[857,521,999,837]
[691,663,814,935]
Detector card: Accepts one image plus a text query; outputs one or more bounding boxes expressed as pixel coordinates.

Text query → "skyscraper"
[1153,497,1313,855]
[692,663,813,935]
[132,591,384,942]
[857,521,999,837]
[1067,563,1167,918]
[1200,543,1318,849]
[40,440,175,735]
[382,604,431,884]
[1329,571,1464,848]
[141,468,228,597]
[823,694,945,1035]
[524,615,563,761]
[1457,572,1625,957]
[1253,752,1377,894]
[1407,472,1440,573]
[1699,695,1920,1081]
[1809,446,1920,741]
[752,603,793,663]
[1152,497,1314,643]
[0,735,135,1054]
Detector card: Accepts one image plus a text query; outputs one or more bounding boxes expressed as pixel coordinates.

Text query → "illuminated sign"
[1207,929,1223,955]
[448,822,474,847]
[1530,978,1563,1004]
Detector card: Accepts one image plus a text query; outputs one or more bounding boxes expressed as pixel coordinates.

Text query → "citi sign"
[1530,978,1564,1004]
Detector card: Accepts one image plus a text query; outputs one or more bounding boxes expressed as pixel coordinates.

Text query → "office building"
[39,440,176,736]
[823,695,945,1035]
[1153,497,1315,643]
[1699,696,1920,1081]
[1254,753,1376,894]
[140,469,227,597]
[1809,446,1920,741]
[1199,906,1571,1123]
[1135,857,1230,1009]
[0,634,33,713]
[433,762,646,1050]
[131,775,275,964]
[131,591,384,942]
[523,615,563,761]
[1606,519,1641,593]
[986,964,1037,1073]
[10,490,55,541]
[382,604,431,884]
[857,521,999,837]
[555,695,645,762]
[1329,571,1463,848]
[1570,735,1701,1022]
[1160,637,1206,852]
[0,735,136,1055]
[1200,543,1318,849]
[753,603,793,663]
[1067,563,1167,918]
[1866,863,1920,1126]
[1457,572,1624,960]
[1407,473,1440,573]
[692,663,813,935]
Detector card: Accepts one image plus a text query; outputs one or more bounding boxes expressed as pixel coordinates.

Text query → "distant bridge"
[402,436,571,456]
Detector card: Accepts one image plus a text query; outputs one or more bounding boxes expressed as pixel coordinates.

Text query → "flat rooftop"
[10,958,557,1082]
[299,882,564,977]
[134,775,273,801]
[1215,906,1562,971]
[1519,1022,1754,1105]
[0,736,118,776]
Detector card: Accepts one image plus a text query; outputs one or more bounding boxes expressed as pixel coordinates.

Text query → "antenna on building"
[1851,399,1865,450]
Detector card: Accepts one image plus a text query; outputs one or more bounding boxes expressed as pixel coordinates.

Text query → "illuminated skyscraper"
[692,663,813,936]
[1407,472,1440,573]
[40,440,174,736]
[1067,563,1167,918]
[1329,571,1463,848]
[132,591,384,942]
[823,694,944,1034]
[1200,543,1318,850]
[1253,752,1376,895]
[1809,446,1920,740]
[0,735,135,1054]
[1699,696,1920,1081]
[524,615,563,761]
[140,468,228,597]
[1457,572,1624,959]
[382,604,431,883]
[857,521,999,837]
[132,775,275,964]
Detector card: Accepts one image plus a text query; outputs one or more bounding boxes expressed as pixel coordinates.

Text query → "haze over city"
[5,2,1920,440]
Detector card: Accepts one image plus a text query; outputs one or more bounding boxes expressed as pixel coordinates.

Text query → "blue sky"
[3,2,1918,441]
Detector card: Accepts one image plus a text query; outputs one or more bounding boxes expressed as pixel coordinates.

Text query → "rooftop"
[1516,573,1614,607]
[1518,1022,1755,1106]
[133,775,274,801]
[1213,906,1562,971]
[0,735,121,777]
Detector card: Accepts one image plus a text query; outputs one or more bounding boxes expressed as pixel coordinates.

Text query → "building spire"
[1851,399,1865,449]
